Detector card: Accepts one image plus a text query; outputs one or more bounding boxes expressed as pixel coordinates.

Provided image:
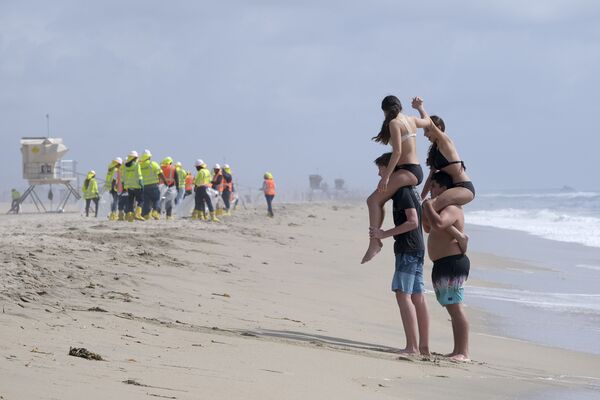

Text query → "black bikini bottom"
[453,181,475,197]
[395,164,423,186]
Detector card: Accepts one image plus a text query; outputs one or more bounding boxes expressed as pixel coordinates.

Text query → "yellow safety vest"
[122,162,142,189]
[83,178,99,199]
[176,167,186,189]
[140,160,161,185]
[194,168,212,187]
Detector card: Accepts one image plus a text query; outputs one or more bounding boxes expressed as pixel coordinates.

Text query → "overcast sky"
[1,0,599,196]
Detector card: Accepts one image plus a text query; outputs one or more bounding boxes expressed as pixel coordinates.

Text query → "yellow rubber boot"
[118,211,125,221]
[126,212,134,222]
[215,209,223,217]
[166,215,174,221]
[200,211,207,221]
[191,210,198,220]
[134,206,145,221]
[210,212,220,222]
[151,210,160,220]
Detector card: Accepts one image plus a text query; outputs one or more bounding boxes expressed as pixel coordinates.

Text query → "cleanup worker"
[139,149,166,220]
[175,162,186,206]
[261,172,276,217]
[184,171,194,198]
[83,170,100,217]
[122,150,144,222]
[160,156,179,220]
[104,157,123,221]
[211,164,225,216]
[222,164,233,215]
[10,188,21,214]
[192,159,219,222]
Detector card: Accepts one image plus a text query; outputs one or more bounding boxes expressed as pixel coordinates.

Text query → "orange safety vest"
[185,174,194,191]
[212,171,225,193]
[223,172,233,192]
[264,179,276,196]
[161,165,176,186]
[115,168,123,193]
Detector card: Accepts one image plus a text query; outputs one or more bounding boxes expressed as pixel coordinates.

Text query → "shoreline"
[1,203,599,399]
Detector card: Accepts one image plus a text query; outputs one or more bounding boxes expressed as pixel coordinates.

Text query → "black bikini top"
[433,147,466,171]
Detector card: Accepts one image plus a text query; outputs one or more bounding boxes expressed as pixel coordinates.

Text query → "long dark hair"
[372,95,402,145]
[83,178,91,191]
[426,115,446,168]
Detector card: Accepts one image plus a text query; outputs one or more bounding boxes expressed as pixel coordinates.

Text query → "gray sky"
[1,0,599,195]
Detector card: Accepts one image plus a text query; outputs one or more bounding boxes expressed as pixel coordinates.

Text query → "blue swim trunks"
[432,254,470,306]
[392,251,425,294]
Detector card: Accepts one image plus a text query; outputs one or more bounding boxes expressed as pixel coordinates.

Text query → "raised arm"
[411,97,431,128]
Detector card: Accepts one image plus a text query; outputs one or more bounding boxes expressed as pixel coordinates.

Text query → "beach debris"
[240,332,257,337]
[211,293,230,298]
[123,379,147,387]
[87,307,107,312]
[307,214,317,218]
[31,347,52,355]
[68,347,103,361]
[148,394,176,399]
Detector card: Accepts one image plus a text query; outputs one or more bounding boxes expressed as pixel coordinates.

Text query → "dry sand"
[1,202,599,399]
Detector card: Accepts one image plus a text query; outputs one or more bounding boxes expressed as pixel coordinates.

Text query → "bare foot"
[396,347,419,355]
[444,352,457,357]
[419,347,431,357]
[449,354,470,362]
[457,233,469,254]
[361,239,383,264]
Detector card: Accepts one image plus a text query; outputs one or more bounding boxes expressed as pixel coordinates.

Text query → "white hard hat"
[113,157,123,164]
[128,150,138,158]
[144,149,152,156]
[90,170,96,175]
[223,164,230,169]
[195,159,204,167]
[214,163,221,169]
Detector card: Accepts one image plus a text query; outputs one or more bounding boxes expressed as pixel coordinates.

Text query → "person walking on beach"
[421,114,474,251]
[139,149,167,220]
[261,172,276,217]
[122,150,145,222]
[192,159,219,222]
[422,171,470,362]
[184,170,194,198]
[222,164,234,215]
[10,188,21,214]
[160,156,179,220]
[104,157,123,221]
[370,153,430,355]
[82,170,100,217]
[362,96,431,264]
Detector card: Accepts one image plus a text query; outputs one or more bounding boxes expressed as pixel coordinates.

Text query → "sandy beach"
[1,202,599,399]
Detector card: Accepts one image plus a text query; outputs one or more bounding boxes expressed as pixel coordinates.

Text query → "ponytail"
[372,95,402,145]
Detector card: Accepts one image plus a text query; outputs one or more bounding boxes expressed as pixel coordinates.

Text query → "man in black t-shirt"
[370,153,430,356]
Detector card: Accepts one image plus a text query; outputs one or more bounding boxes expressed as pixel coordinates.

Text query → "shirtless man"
[422,171,470,361]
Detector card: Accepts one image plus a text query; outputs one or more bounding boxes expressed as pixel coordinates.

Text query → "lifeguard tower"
[8,137,80,213]
[308,174,330,201]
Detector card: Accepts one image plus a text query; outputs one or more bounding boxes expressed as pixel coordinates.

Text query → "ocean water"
[462,190,600,356]
[466,191,600,248]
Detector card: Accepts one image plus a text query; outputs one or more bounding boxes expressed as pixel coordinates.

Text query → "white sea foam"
[478,191,600,199]
[576,264,600,272]
[466,208,600,248]
[468,287,600,314]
